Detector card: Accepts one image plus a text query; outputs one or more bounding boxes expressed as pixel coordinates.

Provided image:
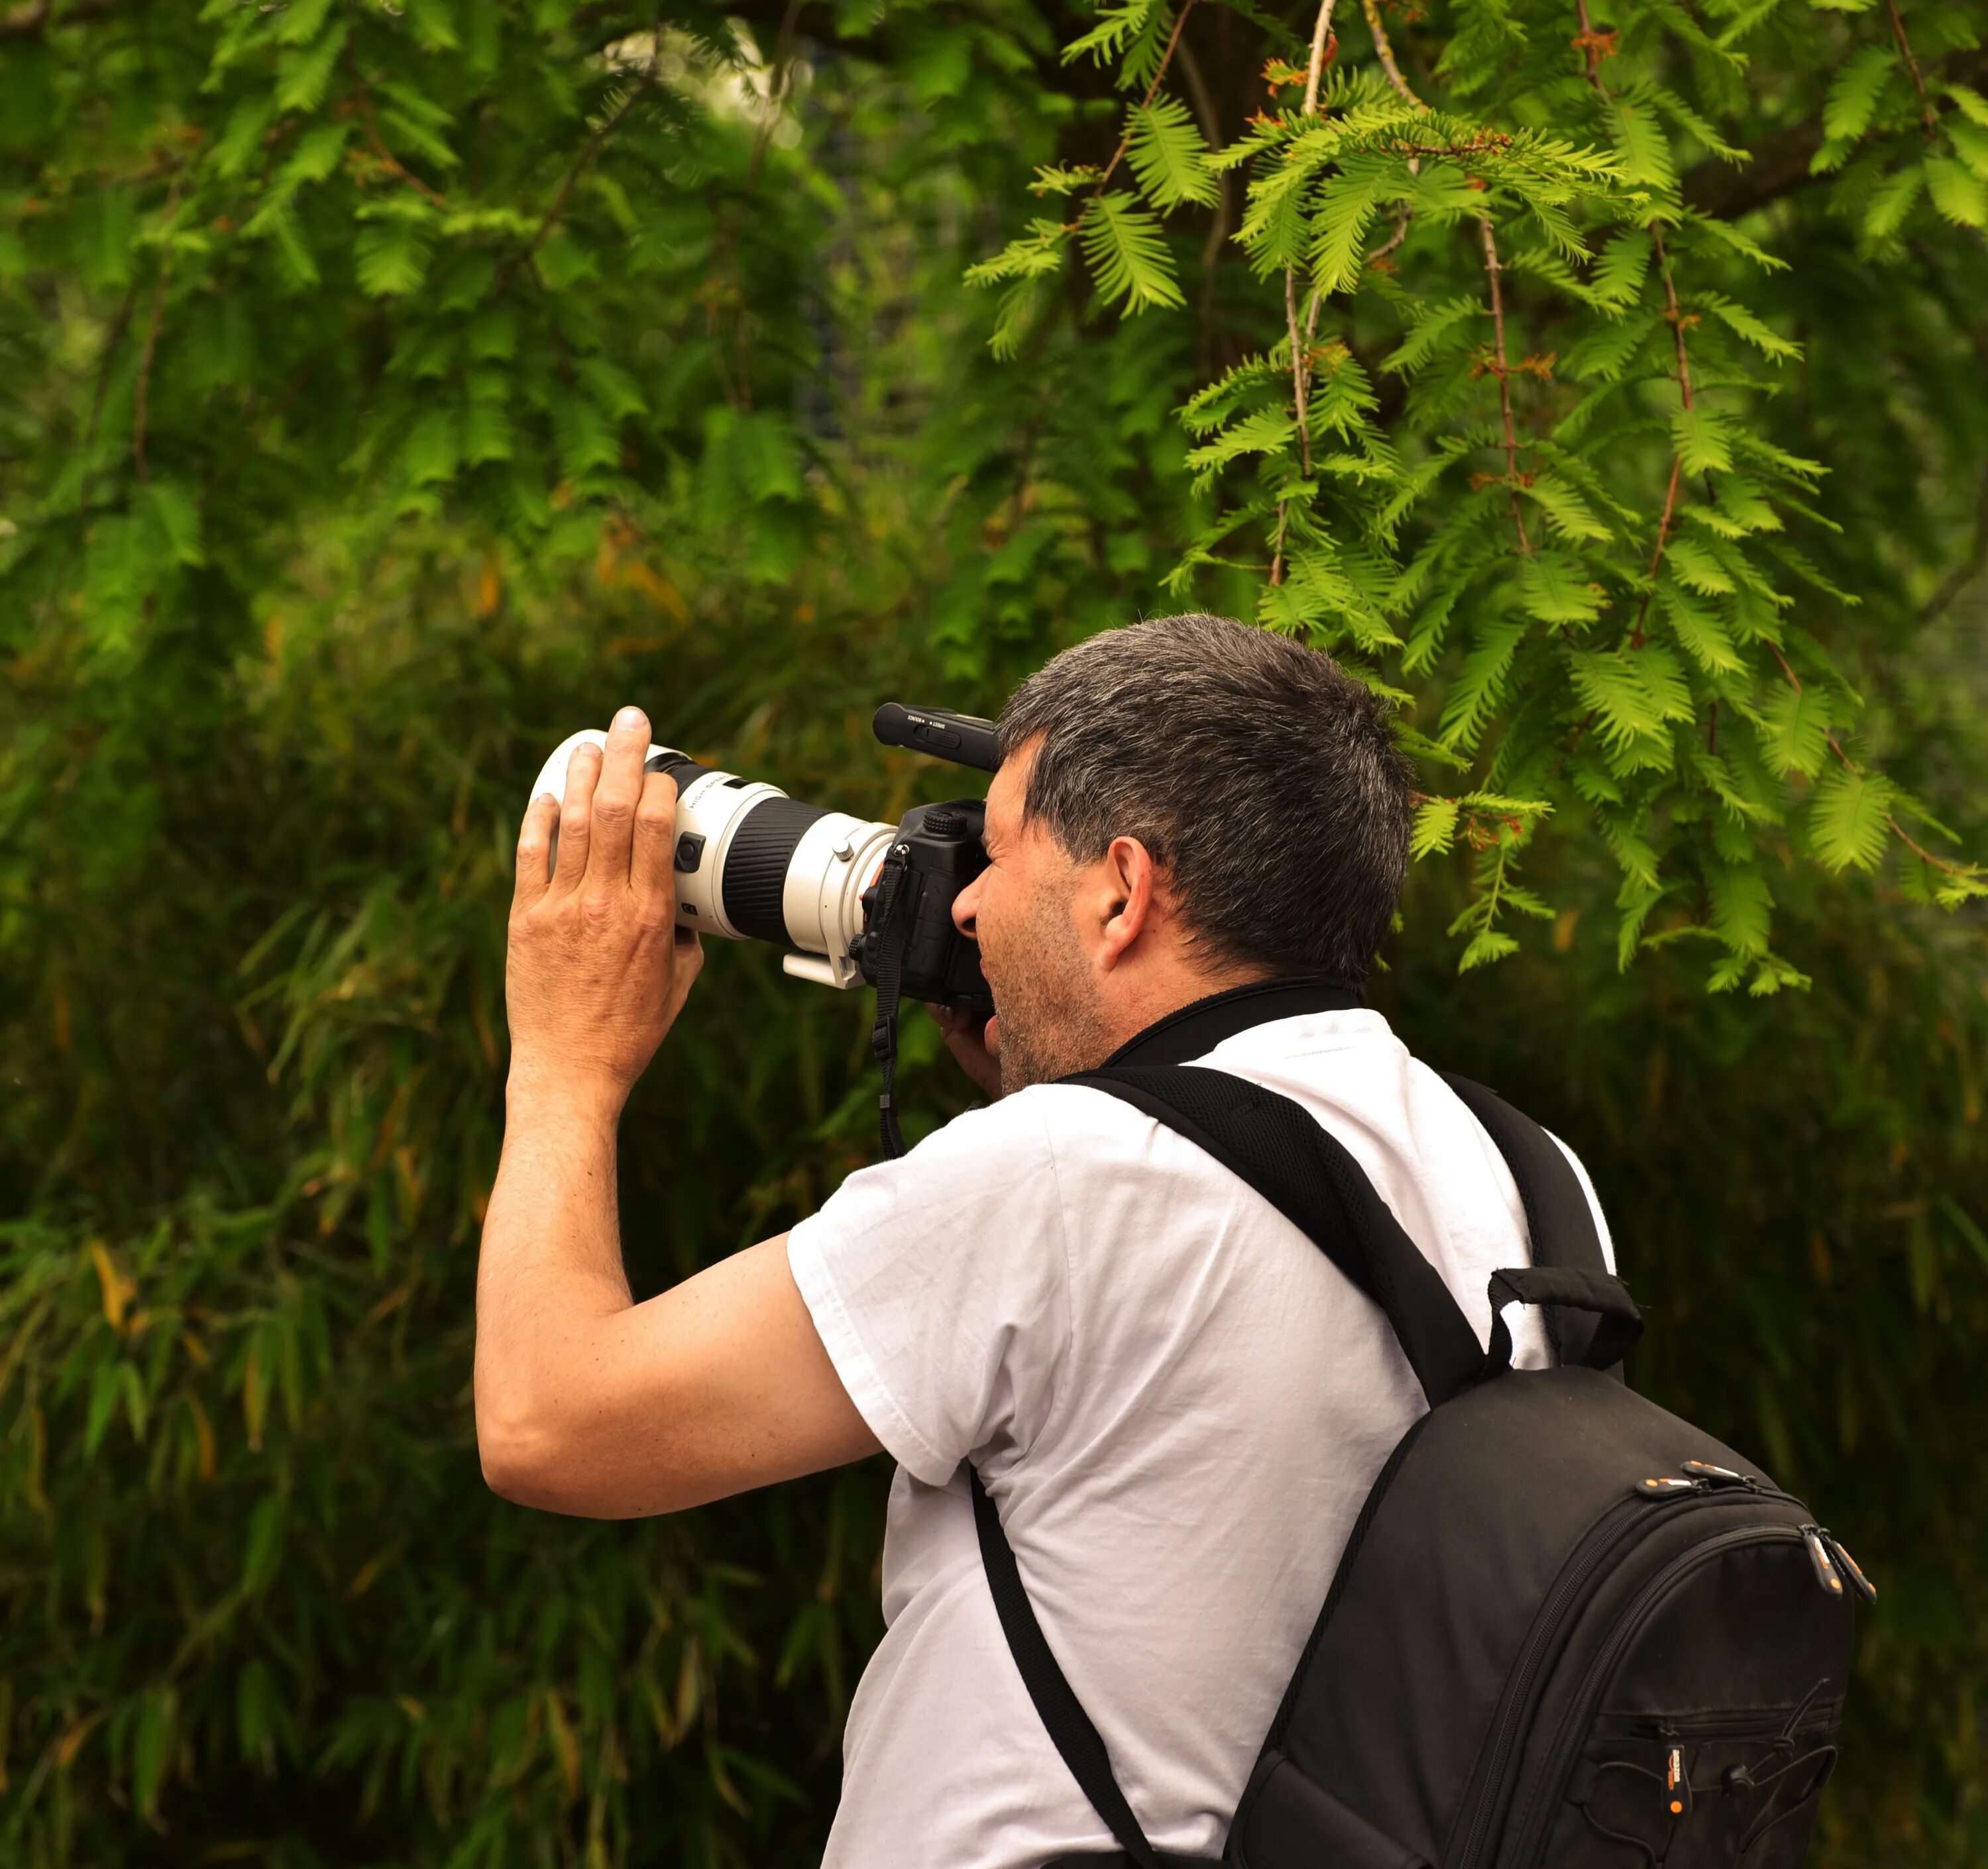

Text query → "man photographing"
[476,613,1614,1866]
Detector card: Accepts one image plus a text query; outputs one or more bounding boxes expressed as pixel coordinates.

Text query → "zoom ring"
[720,797,831,944]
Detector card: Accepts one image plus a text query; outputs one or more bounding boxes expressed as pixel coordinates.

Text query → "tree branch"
[1271,0,1339,585]
[1885,0,1939,141]
[1479,215,1531,555]
[1,0,117,34]
[1918,462,1988,622]
[1683,47,1988,221]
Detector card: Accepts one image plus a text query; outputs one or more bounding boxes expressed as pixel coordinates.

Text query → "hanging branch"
[1630,237,1694,641]
[1099,0,1201,189]
[1573,0,1692,632]
[1765,645,1978,880]
[1885,0,1940,140]
[1478,217,1531,555]
[1364,0,1525,553]
[1270,0,1341,584]
[1361,0,1416,100]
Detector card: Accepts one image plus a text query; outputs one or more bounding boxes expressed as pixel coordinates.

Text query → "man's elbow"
[475,1393,575,1511]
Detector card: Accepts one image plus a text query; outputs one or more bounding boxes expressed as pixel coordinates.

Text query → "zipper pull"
[1636,1475,1703,1499]
[1682,1459,1753,1488]
[1801,1525,1844,1599]
[1663,1743,1692,1819]
[1821,1530,1877,1605]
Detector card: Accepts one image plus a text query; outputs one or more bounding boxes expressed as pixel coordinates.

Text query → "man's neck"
[1092,965,1274,1060]
[1097,974,1366,1070]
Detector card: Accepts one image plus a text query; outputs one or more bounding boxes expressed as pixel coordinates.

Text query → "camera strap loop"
[868,845,913,1159]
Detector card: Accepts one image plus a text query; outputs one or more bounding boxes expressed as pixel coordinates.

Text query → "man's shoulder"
[903,1080,1155,1169]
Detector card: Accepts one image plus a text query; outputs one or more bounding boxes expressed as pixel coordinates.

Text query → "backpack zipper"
[1448,1489,1774,1869]
[1496,1522,1806,1869]
[1447,1493,1655,1869]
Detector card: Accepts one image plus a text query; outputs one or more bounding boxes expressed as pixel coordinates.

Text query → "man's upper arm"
[481,1233,881,1519]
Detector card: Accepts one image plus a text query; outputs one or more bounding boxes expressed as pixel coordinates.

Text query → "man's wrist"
[504,1061,630,1130]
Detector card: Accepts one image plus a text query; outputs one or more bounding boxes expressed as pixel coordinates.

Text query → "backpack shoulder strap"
[969,1467,1170,1869]
[1068,1063,1488,1410]
[1439,1073,1621,1377]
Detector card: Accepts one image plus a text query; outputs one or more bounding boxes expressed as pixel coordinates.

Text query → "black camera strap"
[868,842,913,1159]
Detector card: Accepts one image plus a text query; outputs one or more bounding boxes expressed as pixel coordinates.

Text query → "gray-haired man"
[474,614,1613,1867]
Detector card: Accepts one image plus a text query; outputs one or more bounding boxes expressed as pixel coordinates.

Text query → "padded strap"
[1484,1265,1643,1375]
[1441,1074,1618,1373]
[1067,1065,1487,1411]
[969,1468,1164,1868]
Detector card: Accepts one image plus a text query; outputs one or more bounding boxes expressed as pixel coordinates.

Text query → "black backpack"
[968,1064,1869,1869]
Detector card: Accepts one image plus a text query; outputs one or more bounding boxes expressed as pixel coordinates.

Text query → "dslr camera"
[528,704,999,1153]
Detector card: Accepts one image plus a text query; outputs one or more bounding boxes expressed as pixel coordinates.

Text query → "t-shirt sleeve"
[786,1093,1074,1487]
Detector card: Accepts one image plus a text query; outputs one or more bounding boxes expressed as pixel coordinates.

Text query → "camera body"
[850,800,994,1012]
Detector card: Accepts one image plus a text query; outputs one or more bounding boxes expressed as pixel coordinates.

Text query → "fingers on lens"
[553,745,600,884]
[514,793,559,900]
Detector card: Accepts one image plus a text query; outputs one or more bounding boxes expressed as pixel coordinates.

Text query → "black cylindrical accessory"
[872,703,1001,773]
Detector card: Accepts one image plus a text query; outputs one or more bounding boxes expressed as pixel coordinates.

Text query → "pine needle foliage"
[971,0,1988,992]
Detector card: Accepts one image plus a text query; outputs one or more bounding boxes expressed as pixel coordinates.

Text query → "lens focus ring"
[721,797,832,944]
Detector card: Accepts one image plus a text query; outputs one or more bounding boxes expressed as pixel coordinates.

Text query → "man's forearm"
[474,1080,634,1473]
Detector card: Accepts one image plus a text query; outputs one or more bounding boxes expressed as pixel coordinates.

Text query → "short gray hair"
[996,615,1411,984]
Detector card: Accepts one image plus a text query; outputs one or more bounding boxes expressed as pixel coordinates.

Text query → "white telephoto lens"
[525,731,892,987]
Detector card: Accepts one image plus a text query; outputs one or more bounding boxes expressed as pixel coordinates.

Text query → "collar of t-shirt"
[1093,975,1365,1070]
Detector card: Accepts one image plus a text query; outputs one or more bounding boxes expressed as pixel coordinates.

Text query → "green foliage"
[3,0,1987,1862]
[985,0,1988,993]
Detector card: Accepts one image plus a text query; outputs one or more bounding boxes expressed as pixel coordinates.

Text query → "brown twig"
[1302,0,1337,114]
[1767,647,1974,878]
[1097,0,1202,190]
[1918,462,1988,621]
[131,176,186,486]
[131,256,168,484]
[357,91,450,207]
[1352,0,1421,276]
[1573,0,1691,635]
[1885,0,1939,140]
[1479,216,1531,554]
[1176,34,1233,375]
[1629,233,1696,642]
[1362,0,1416,101]
[1271,0,1341,584]
[1368,0,1527,554]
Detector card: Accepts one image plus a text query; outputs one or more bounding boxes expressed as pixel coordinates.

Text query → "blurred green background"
[2,0,1985,1863]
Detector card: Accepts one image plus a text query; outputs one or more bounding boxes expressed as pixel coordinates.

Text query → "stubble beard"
[985,886,1117,1096]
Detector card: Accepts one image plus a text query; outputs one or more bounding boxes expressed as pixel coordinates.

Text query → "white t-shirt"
[786,1001,1612,1868]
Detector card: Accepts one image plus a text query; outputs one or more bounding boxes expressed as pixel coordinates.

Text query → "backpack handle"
[1484,1265,1643,1377]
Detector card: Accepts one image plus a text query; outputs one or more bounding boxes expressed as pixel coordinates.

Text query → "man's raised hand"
[506,706,702,1113]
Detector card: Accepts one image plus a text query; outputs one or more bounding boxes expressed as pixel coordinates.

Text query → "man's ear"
[1094,834,1160,971]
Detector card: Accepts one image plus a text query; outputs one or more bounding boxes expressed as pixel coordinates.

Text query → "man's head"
[948,614,1411,1093]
